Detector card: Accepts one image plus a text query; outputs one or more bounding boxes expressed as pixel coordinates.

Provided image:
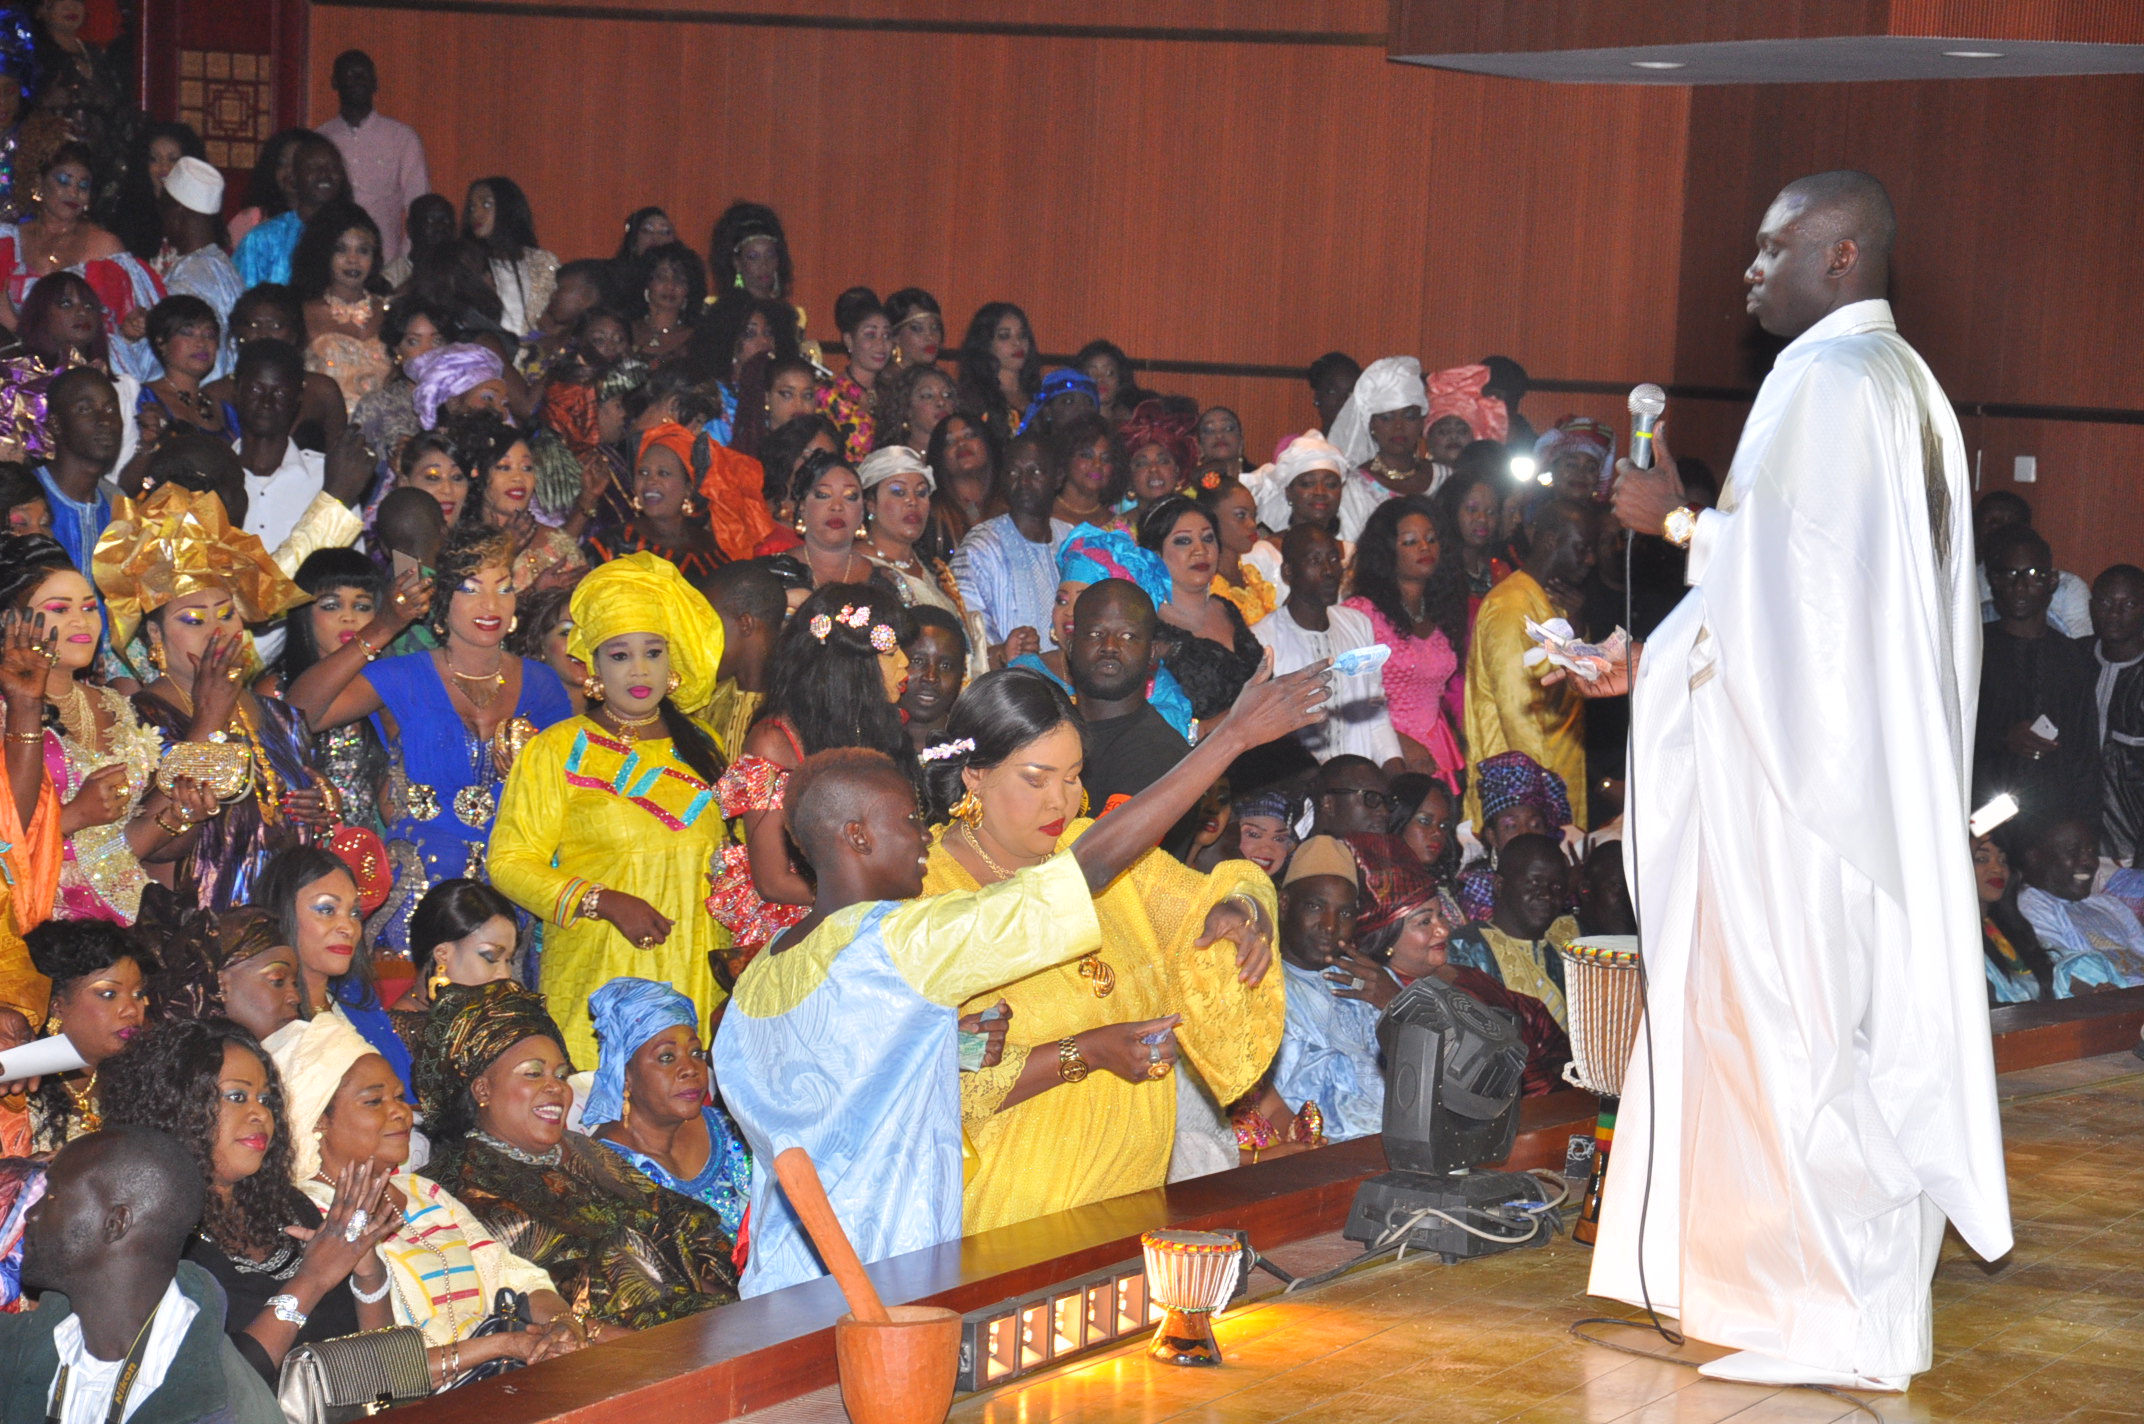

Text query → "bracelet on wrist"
[577,884,607,921]
[350,1271,392,1304]
[154,810,188,838]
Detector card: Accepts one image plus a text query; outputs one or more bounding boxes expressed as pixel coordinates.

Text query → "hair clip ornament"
[869,623,898,653]
[808,613,833,641]
[839,604,872,628]
[918,737,976,763]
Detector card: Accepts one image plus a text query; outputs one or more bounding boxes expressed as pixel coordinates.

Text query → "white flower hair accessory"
[918,737,976,763]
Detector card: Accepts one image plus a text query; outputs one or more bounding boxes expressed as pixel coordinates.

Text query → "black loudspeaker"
[1376,975,1528,1173]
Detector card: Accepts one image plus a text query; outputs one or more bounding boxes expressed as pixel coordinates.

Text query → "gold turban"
[567,551,725,715]
[416,980,570,1141]
[268,1009,380,1184]
[90,483,311,651]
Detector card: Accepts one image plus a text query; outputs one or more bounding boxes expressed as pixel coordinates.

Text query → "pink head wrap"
[1426,364,1509,443]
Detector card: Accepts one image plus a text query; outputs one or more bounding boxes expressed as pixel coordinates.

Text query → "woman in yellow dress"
[917,666,1291,1234]
[488,553,730,1064]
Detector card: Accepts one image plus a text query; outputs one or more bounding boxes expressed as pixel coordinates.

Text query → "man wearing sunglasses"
[1975,522,2100,822]
[1307,755,1392,838]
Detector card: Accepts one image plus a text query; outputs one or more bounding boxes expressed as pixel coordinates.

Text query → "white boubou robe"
[1587,299,2012,1386]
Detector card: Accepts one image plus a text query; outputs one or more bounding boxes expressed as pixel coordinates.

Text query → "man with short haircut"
[230,340,328,552]
[1446,833,1577,1028]
[1463,496,1596,829]
[36,367,123,571]
[1269,836,1380,1142]
[703,558,789,757]
[1975,523,2100,823]
[2087,563,2144,860]
[1974,490,2090,637]
[233,136,349,288]
[1307,754,1390,838]
[0,1127,284,1424]
[2013,814,2144,990]
[1256,523,1401,768]
[950,434,1071,664]
[1066,578,1188,811]
[316,50,430,266]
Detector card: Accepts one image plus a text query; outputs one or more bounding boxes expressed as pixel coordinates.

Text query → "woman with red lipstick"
[491,553,733,1063]
[786,448,874,590]
[0,532,206,925]
[859,444,987,657]
[1118,399,1197,527]
[0,143,164,382]
[23,917,149,1150]
[288,526,574,940]
[397,430,468,527]
[99,486,334,913]
[99,1017,402,1382]
[259,845,414,1095]
[884,287,943,371]
[918,667,1304,1233]
[955,301,1041,445]
[448,413,588,591]
[1139,496,1264,723]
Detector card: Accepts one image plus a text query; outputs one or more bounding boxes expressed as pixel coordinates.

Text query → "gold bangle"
[155,811,188,838]
[578,884,606,920]
[3,729,39,744]
[354,634,381,662]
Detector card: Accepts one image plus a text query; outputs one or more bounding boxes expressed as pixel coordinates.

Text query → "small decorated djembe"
[1558,935,1644,1245]
[1138,1229,1241,1366]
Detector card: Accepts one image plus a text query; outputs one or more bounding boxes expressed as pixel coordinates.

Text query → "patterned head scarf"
[1234,790,1298,826]
[1327,357,1426,468]
[567,551,725,714]
[416,980,571,1141]
[1474,751,1573,830]
[269,1010,380,1184]
[1017,368,1099,434]
[1248,432,1349,530]
[583,977,699,1129]
[1117,399,1198,478]
[1426,364,1511,443]
[1533,415,1616,499]
[144,886,285,1024]
[1057,528,1172,613]
[1345,832,1457,939]
[856,444,934,493]
[408,344,505,431]
[90,483,310,651]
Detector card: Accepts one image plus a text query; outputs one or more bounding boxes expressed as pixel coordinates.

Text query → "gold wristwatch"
[1662,505,1699,550]
[1057,1036,1091,1084]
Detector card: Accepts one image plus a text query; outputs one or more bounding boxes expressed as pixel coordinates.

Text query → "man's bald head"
[785,747,913,871]
[1746,169,1894,339]
[375,486,446,563]
[23,1127,204,1292]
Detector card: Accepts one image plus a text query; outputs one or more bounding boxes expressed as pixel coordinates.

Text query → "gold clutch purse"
[156,738,254,802]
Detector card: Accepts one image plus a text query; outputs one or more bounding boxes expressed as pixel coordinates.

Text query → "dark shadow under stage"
[391,988,2144,1424]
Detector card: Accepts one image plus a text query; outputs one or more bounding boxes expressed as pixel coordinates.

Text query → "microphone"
[1627,384,1667,470]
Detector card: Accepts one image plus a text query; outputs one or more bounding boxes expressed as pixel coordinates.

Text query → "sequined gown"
[39,684,162,923]
[132,691,321,912]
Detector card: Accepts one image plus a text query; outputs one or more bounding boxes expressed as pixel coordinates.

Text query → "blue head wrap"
[1056,527,1172,613]
[583,977,699,1128]
[1017,368,1099,435]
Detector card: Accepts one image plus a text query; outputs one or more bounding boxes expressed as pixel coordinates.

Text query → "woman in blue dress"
[288,523,571,950]
[582,977,752,1245]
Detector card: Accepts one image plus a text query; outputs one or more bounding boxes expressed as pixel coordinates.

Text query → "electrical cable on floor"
[1255,1171,1570,1292]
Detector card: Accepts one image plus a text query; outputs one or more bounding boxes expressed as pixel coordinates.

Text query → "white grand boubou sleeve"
[1591,301,2010,1372]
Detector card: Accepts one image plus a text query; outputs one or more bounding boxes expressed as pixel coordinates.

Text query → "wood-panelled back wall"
[305,0,1686,456]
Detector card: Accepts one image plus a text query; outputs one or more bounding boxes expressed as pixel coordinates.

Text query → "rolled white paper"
[0,1034,87,1084]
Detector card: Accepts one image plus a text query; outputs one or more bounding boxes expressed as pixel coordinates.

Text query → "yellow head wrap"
[567,551,725,714]
[90,483,310,651]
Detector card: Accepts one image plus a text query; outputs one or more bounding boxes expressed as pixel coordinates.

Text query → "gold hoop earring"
[1080,788,1091,818]
[582,674,605,702]
[950,789,982,826]
[427,961,451,999]
[507,615,518,634]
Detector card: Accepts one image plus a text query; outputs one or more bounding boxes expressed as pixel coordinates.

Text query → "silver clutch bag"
[276,1325,432,1423]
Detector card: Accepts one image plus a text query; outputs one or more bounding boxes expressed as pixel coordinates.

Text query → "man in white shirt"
[1255,523,1401,768]
[315,50,430,266]
[230,340,326,552]
[1,1127,282,1424]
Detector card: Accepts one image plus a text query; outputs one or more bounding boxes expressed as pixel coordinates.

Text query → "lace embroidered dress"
[706,751,805,951]
[307,294,391,415]
[40,684,161,923]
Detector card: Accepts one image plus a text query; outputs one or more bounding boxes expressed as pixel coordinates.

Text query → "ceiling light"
[1942,50,2003,58]
[1630,60,1685,70]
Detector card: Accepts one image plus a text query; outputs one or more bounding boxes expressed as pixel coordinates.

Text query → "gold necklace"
[597,706,661,738]
[960,819,1015,881]
[63,1070,100,1132]
[444,653,506,708]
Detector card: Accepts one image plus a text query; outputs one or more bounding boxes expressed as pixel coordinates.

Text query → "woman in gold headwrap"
[91,484,334,911]
[416,980,737,1330]
[488,553,730,1064]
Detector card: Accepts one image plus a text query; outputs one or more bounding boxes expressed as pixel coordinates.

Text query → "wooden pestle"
[773,1147,890,1324]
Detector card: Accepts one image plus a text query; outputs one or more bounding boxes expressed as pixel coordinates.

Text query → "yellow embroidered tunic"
[488,718,730,1064]
[1462,570,1587,828]
[921,821,1283,1234]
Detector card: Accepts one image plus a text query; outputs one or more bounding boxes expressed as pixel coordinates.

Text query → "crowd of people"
[0,27,2139,1421]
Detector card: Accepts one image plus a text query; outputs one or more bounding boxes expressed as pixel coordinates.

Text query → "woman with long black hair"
[1345,494,1470,782]
[462,176,555,337]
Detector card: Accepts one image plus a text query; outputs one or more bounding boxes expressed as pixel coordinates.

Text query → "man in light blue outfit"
[950,431,1069,659]
[1272,836,1385,1142]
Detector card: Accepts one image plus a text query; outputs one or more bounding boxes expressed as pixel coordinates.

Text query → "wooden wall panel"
[1673,73,2144,579]
[305,1,1685,458]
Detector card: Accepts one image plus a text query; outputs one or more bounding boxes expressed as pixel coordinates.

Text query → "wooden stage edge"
[400,989,2144,1424]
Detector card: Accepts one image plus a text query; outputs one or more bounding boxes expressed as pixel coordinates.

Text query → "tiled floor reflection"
[748,1051,2144,1424]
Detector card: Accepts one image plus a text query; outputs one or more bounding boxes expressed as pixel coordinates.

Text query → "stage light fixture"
[955,1235,1251,1392]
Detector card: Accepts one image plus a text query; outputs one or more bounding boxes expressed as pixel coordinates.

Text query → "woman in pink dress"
[1344,495,1468,787]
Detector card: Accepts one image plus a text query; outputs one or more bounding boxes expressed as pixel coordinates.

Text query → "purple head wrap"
[409,343,505,431]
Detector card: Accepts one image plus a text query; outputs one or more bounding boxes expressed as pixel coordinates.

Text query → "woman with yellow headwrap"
[92,483,330,911]
[488,553,731,1063]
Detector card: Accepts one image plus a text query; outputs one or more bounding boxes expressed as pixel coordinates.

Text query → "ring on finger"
[1146,1060,1171,1081]
[343,1207,370,1242]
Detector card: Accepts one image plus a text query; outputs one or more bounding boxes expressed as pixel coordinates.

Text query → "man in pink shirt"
[316,49,430,264]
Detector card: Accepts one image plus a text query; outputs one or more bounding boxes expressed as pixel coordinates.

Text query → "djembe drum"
[1139,1230,1241,1366]
[1558,935,1644,1245]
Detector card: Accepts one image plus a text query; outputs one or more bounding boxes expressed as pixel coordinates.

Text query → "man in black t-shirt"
[1067,579,1191,812]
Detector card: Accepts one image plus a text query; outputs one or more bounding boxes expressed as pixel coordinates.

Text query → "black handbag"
[454,1288,532,1385]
